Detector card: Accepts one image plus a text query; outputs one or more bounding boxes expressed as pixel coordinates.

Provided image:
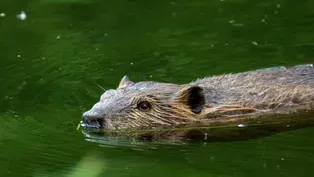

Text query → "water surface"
[1,0,314,176]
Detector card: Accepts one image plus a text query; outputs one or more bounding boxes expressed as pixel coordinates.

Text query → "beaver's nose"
[82,112,105,128]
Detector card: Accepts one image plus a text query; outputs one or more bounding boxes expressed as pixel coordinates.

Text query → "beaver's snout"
[82,113,105,129]
[81,102,108,129]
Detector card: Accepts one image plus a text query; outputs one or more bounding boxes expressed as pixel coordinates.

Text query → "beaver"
[81,64,314,142]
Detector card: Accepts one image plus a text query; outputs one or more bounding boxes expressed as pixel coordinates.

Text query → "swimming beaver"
[81,64,314,141]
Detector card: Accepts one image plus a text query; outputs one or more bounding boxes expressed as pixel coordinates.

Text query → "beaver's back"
[193,65,314,109]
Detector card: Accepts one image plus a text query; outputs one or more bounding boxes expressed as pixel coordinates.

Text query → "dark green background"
[1,0,314,177]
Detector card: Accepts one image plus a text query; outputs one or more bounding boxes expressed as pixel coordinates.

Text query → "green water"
[1,0,314,176]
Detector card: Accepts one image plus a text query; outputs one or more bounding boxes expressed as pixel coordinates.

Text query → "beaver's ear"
[175,85,205,114]
[118,75,134,88]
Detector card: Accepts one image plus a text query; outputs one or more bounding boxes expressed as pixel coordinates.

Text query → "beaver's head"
[82,76,206,130]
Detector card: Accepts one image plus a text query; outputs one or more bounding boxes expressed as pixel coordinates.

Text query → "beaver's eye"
[137,101,151,111]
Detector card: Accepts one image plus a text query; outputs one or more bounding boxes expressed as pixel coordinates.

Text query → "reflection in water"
[80,109,314,146]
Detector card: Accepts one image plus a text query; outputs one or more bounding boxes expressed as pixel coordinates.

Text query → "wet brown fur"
[82,64,314,131]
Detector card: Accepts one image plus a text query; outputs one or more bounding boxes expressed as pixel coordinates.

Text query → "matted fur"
[82,64,314,130]
[194,66,314,109]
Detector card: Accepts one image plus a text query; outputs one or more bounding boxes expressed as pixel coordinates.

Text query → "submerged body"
[81,64,314,141]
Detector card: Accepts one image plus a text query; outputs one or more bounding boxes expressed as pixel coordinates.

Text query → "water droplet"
[204,133,208,140]
[0,13,6,17]
[130,62,133,65]
[252,41,259,46]
[17,54,21,57]
[238,124,246,128]
[17,11,27,20]
[56,36,60,39]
